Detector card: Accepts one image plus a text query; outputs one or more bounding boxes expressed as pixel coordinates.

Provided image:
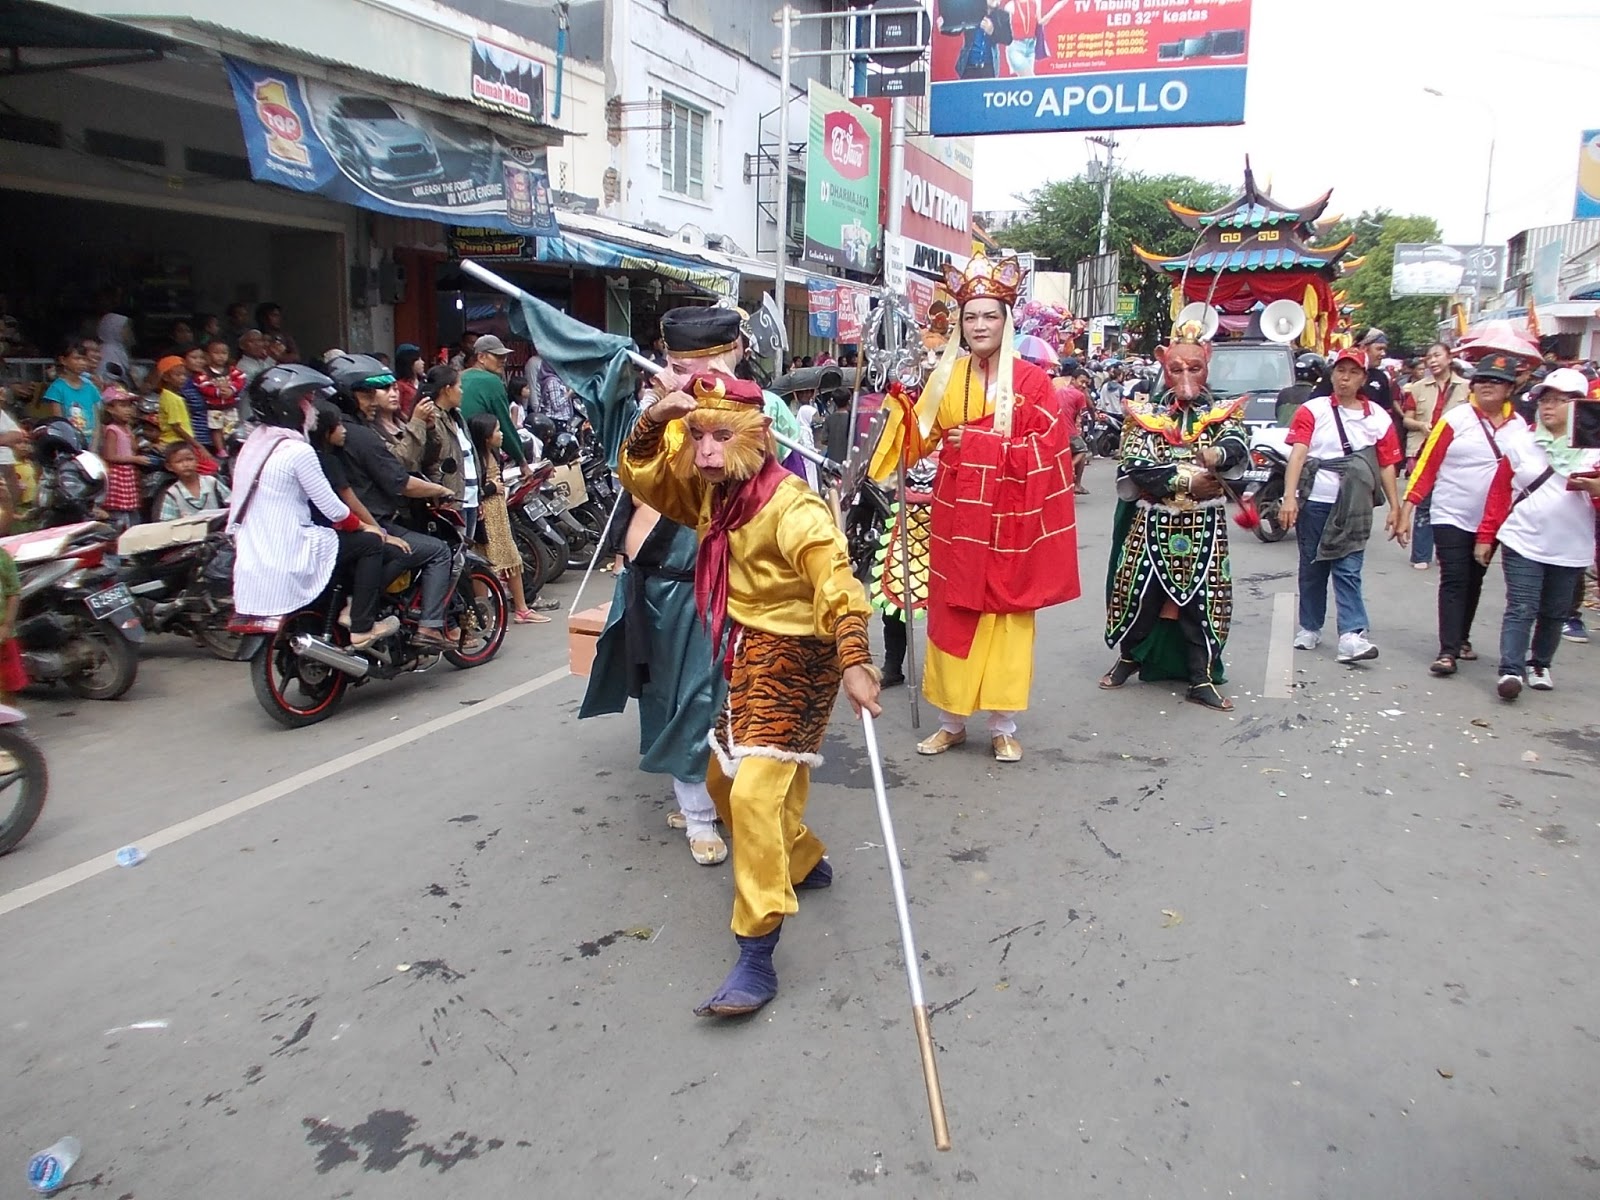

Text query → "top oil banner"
[928,0,1250,136]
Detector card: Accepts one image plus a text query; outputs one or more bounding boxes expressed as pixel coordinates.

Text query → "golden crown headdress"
[943,254,1025,308]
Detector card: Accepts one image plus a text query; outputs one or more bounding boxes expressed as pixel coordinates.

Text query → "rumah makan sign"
[928,0,1250,135]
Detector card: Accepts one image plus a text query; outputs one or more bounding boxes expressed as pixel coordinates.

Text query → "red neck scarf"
[694,455,791,663]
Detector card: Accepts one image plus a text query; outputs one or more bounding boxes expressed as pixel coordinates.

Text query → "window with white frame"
[661,94,707,200]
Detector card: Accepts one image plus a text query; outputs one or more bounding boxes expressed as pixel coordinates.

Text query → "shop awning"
[1,0,174,74]
[541,210,741,298]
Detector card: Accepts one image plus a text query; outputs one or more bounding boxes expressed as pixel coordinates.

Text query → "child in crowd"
[96,387,145,530]
[467,413,543,624]
[157,443,230,521]
[195,338,247,458]
[155,355,211,469]
[41,338,100,442]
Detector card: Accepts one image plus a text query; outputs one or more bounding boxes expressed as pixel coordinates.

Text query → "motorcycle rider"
[228,365,397,649]
[326,355,457,651]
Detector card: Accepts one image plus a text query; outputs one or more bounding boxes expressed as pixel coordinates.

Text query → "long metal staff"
[862,708,950,1150]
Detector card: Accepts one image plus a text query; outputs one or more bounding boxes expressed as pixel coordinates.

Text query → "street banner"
[224,56,558,237]
[1578,130,1600,220]
[837,283,872,343]
[809,280,840,339]
[928,0,1250,136]
[1390,244,1503,297]
[804,83,883,270]
[471,37,546,122]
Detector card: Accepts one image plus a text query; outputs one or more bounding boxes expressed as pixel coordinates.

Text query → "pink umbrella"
[1456,319,1540,362]
[1014,333,1060,368]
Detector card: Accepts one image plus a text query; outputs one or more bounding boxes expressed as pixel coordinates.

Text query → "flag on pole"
[508,287,639,469]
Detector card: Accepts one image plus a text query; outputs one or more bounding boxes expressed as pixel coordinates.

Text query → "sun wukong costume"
[869,254,1080,761]
[1100,322,1249,711]
[618,307,879,1017]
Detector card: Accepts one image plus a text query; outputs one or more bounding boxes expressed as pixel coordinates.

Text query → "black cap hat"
[1060,356,1081,373]
[1471,353,1520,384]
[661,306,741,359]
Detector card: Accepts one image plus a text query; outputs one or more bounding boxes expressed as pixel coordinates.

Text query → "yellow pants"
[923,610,1037,717]
[707,753,826,937]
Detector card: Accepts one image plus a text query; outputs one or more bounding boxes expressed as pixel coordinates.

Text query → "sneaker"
[1293,628,1321,650]
[1337,631,1379,663]
[350,615,400,649]
[1562,619,1589,644]
[1412,561,1431,570]
[1496,673,1523,701]
[1528,667,1554,691]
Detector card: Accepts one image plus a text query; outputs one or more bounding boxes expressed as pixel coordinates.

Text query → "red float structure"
[1134,162,1358,351]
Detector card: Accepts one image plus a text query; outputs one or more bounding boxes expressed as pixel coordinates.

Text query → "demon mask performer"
[1100,321,1249,710]
[619,306,880,1018]
[869,254,1079,762]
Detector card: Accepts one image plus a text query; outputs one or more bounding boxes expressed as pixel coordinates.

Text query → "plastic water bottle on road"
[115,846,145,867]
[26,1136,80,1193]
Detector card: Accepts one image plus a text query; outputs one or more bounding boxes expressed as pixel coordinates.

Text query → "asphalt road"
[6,477,1600,1199]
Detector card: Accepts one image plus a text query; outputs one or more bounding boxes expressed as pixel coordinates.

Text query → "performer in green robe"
[1099,329,1248,711]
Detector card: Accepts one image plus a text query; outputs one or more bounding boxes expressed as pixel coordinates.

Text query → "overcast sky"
[969,0,1598,245]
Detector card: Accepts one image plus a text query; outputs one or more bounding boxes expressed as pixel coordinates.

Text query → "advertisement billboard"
[471,38,546,122]
[224,57,557,238]
[1578,130,1600,220]
[804,83,883,270]
[928,0,1250,136]
[1390,244,1503,297]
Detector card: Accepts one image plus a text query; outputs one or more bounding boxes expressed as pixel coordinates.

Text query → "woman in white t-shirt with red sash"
[1474,369,1600,701]
[1403,352,1524,677]
[1280,347,1407,665]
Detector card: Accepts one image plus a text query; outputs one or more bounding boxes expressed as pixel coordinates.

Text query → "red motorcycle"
[234,507,507,728]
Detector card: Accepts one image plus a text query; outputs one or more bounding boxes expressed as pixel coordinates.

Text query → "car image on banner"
[224,56,558,238]
[928,0,1251,136]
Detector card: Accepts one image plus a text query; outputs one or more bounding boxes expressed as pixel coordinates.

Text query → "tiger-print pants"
[709,628,841,937]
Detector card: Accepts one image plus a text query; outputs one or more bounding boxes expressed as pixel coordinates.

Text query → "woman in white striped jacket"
[227,365,396,649]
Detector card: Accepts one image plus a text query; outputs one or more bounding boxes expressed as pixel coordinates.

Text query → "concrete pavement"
[5,482,1600,1198]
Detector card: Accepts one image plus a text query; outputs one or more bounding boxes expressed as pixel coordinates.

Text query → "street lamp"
[1424,86,1496,315]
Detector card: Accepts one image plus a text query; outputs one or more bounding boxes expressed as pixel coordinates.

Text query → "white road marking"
[0,666,572,919]
[1263,592,1297,699]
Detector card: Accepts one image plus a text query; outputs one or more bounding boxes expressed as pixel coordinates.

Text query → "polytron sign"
[899,142,972,257]
[928,0,1251,135]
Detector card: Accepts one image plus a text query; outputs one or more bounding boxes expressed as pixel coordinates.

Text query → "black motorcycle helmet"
[1295,353,1327,384]
[248,364,338,431]
[325,353,396,417]
[527,415,558,448]
[33,419,86,457]
[548,430,581,466]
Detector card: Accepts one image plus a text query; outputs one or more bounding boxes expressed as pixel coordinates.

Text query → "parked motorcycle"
[0,705,48,855]
[2,521,143,699]
[236,506,507,728]
[506,461,580,586]
[1085,410,1124,459]
[1242,443,1290,543]
[31,421,107,529]
[116,510,239,659]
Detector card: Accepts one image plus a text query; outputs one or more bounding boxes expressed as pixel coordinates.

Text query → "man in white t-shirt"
[1280,346,1407,664]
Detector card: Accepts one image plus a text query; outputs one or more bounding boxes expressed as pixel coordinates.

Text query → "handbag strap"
[1511,466,1555,509]
[233,439,288,527]
[1329,400,1356,456]
[1472,408,1504,460]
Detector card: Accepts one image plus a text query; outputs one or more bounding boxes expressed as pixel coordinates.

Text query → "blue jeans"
[1296,500,1370,635]
[1410,495,1435,563]
[1498,547,1582,675]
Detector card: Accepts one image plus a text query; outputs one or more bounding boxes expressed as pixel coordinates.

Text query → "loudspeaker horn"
[1175,302,1220,343]
[1259,299,1307,344]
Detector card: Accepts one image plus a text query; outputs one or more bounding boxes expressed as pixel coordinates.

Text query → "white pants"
[941,710,1017,737]
[673,777,716,825]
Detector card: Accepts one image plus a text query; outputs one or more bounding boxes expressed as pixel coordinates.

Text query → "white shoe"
[1527,667,1554,691]
[1293,628,1321,650]
[1497,673,1523,701]
[1337,631,1379,663]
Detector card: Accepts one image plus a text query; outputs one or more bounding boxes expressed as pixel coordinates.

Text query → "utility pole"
[1088,134,1117,255]
[772,6,795,322]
